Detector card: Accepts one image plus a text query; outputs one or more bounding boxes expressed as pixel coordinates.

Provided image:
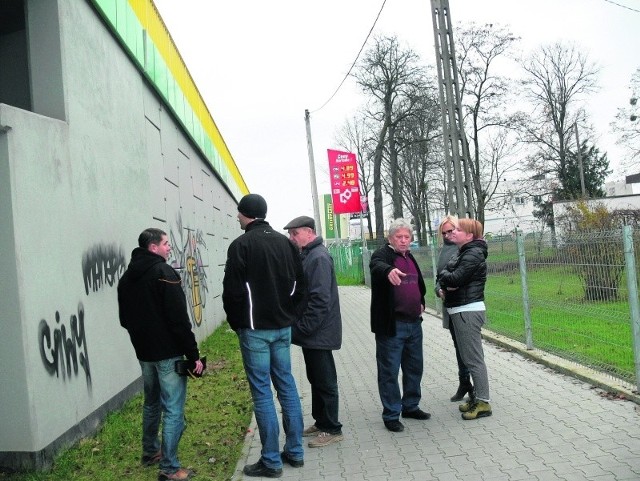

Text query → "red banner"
[327,149,361,214]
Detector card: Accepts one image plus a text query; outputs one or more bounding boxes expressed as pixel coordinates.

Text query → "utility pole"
[574,121,586,197]
[304,109,323,236]
[430,0,475,219]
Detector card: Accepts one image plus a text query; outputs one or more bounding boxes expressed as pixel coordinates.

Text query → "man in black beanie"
[222,193,305,477]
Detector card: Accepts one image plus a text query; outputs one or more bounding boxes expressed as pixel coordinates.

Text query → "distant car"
[410,240,420,249]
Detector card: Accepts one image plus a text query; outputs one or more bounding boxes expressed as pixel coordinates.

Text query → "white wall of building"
[0,0,241,469]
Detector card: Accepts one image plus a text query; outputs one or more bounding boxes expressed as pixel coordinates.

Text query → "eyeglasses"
[442,229,454,236]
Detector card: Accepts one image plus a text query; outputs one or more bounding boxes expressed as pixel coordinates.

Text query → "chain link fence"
[326,240,365,285]
[329,228,640,391]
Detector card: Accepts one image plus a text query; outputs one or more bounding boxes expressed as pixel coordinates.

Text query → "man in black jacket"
[370,218,430,433]
[284,215,343,448]
[223,194,305,478]
[118,228,203,481]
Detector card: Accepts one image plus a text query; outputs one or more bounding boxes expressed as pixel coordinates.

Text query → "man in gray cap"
[223,194,305,477]
[284,215,343,448]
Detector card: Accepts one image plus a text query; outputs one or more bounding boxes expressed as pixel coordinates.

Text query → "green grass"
[422,261,636,382]
[484,267,635,381]
[336,274,364,285]
[3,322,252,481]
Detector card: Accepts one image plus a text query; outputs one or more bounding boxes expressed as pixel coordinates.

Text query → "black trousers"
[302,348,342,434]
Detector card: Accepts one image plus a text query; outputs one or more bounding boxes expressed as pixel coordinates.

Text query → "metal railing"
[329,228,640,391]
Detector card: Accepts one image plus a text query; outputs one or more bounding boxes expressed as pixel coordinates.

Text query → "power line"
[603,0,640,13]
[310,0,388,114]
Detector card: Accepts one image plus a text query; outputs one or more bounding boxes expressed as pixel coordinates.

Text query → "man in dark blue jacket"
[223,194,305,478]
[118,228,203,481]
[284,215,343,449]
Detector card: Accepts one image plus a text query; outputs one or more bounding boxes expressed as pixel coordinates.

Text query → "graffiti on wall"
[81,244,126,295]
[38,303,92,389]
[170,214,208,326]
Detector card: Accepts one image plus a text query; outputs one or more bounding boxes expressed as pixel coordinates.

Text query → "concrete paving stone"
[339,474,368,481]
[451,463,485,477]
[562,453,593,467]
[425,460,456,475]
[528,442,560,456]
[512,450,545,464]
[437,446,466,458]
[530,469,563,480]
[571,439,622,458]
[400,450,432,463]
[495,456,527,470]
[429,471,467,481]
[573,462,610,477]
[381,456,408,470]
[525,459,559,473]
[408,471,438,481]
[339,462,365,475]
[588,454,635,469]
[524,451,565,465]
[472,454,506,468]
[477,464,511,478]
[231,286,640,481]
[605,464,640,479]
[500,466,538,480]
[313,466,344,479]
[557,472,599,481]
[401,458,434,473]
[607,445,637,461]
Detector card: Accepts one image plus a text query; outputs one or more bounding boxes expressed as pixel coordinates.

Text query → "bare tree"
[519,42,600,188]
[611,67,640,169]
[456,23,522,224]
[335,113,377,239]
[395,80,443,242]
[353,35,426,240]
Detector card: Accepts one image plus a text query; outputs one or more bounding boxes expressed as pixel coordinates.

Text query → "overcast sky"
[154,0,640,232]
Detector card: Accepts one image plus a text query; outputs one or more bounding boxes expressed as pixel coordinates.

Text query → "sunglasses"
[442,229,455,236]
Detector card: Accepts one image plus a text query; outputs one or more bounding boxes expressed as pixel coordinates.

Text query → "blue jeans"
[375,319,424,421]
[238,327,303,468]
[140,357,187,473]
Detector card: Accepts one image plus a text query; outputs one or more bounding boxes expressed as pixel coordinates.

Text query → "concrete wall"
[0,0,242,470]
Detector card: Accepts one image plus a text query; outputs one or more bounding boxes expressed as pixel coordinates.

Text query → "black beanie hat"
[238,193,267,219]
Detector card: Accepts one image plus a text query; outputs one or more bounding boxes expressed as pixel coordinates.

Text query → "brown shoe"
[302,425,320,437]
[158,468,195,481]
[308,432,344,448]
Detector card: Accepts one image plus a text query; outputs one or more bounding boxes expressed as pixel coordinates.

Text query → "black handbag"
[174,356,207,378]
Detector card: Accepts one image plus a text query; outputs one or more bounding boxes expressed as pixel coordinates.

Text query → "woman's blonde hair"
[438,215,458,236]
[457,218,484,239]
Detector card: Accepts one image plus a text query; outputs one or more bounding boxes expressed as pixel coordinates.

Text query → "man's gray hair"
[388,218,413,237]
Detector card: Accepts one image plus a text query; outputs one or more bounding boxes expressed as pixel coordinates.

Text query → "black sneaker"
[402,408,431,420]
[384,420,404,432]
[281,451,304,468]
[243,459,282,478]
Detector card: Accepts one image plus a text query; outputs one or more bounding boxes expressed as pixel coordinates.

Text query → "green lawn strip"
[5,322,251,481]
[421,262,634,381]
[485,268,634,381]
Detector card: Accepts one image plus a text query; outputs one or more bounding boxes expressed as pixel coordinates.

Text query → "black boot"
[450,376,473,402]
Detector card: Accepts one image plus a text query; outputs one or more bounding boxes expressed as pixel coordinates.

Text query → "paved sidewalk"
[233,286,640,480]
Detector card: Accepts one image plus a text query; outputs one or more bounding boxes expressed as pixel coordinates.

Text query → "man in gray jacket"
[284,215,343,448]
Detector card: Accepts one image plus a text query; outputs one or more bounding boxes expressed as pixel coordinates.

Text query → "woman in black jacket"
[438,218,492,420]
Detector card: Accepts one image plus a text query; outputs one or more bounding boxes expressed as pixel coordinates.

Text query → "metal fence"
[330,227,640,391]
[327,241,365,285]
